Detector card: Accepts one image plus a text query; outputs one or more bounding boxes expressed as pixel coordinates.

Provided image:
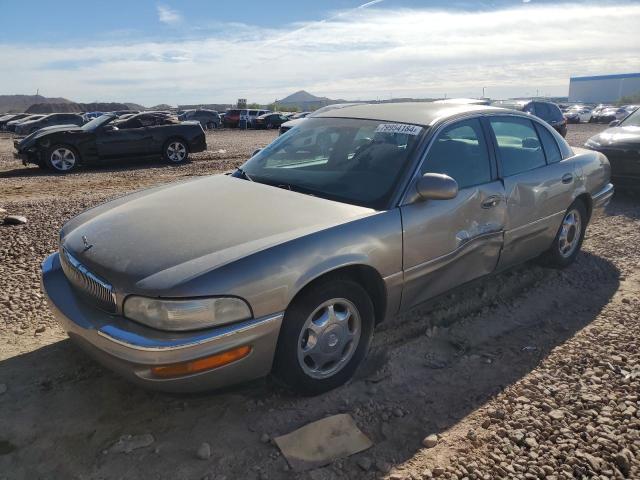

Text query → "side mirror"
[609,120,621,127]
[251,148,262,157]
[416,173,458,200]
[102,125,116,132]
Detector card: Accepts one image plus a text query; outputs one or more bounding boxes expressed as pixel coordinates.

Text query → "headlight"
[124,296,252,331]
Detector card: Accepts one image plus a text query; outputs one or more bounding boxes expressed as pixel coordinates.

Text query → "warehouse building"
[568,73,640,103]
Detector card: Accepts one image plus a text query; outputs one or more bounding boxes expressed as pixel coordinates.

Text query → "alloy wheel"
[297,298,362,379]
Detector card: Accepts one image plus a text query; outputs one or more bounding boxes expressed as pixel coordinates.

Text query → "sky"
[1,0,639,106]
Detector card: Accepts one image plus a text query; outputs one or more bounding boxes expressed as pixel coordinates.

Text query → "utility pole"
[482,87,486,98]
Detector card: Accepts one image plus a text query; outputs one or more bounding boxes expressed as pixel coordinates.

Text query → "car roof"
[312,102,507,127]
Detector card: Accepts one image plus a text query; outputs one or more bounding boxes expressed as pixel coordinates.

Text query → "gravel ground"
[1,123,638,479]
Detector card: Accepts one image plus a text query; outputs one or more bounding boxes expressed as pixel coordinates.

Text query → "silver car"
[42,103,613,395]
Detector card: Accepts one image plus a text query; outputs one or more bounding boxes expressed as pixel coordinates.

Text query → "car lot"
[0,123,638,479]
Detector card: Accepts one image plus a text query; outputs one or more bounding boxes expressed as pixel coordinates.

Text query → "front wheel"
[540,200,587,268]
[272,278,374,395]
[163,139,189,164]
[45,145,79,173]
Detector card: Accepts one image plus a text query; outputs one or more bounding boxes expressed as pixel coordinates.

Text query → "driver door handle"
[481,195,502,209]
[562,173,574,184]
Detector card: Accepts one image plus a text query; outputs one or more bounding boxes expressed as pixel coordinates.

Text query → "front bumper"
[42,252,283,392]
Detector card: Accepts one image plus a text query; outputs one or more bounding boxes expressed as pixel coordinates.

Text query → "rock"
[432,466,445,476]
[197,442,212,460]
[110,434,155,453]
[3,215,27,225]
[357,456,372,471]
[260,433,270,444]
[0,208,6,215]
[393,408,404,418]
[35,325,46,334]
[0,384,6,395]
[422,434,438,448]
[614,450,631,476]
[549,409,565,420]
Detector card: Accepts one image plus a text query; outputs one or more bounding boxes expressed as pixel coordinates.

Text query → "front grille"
[60,248,117,313]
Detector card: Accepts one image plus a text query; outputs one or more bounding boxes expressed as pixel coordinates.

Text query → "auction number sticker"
[375,123,423,135]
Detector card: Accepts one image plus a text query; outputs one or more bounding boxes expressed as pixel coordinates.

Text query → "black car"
[14,114,206,173]
[584,107,640,189]
[6,114,46,132]
[178,109,220,129]
[0,113,31,130]
[491,100,567,137]
[253,113,289,129]
[15,113,85,136]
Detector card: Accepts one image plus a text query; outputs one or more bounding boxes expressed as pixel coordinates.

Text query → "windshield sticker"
[375,123,423,135]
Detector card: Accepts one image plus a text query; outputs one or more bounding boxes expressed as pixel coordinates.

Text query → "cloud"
[1,2,639,105]
[157,5,182,25]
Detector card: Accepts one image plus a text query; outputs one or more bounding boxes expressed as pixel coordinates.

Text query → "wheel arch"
[287,264,388,326]
[574,192,593,221]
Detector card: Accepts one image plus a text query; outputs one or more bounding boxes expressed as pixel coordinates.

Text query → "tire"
[45,145,79,173]
[206,121,214,130]
[539,200,588,268]
[272,278,375,395]
[163,138,189,164]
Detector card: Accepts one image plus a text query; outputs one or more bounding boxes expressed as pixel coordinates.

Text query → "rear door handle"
[562,173,573,184]
[481,195,502,209]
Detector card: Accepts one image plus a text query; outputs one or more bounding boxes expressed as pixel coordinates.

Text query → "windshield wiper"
[236,167,254,182]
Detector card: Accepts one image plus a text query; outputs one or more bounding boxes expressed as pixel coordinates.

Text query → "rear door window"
[422,118,492,189]
[534,124,562,164]
[489,117,546,176]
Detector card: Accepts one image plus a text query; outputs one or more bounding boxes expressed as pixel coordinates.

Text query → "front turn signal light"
[151,345,251,378]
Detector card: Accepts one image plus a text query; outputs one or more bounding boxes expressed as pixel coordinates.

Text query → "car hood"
[61,175,375,293]
[587,126,640,148]
[18,124,82,146]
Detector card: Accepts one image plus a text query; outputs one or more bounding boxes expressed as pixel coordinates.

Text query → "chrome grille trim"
[60,248,117,313]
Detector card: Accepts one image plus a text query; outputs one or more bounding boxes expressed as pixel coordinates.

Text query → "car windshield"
[81,114,114,131]
[620,107,640,127]
[238,117,424,209]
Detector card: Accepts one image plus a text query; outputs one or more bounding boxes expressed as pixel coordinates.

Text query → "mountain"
[0,95,73,113]
[277,90,346,111]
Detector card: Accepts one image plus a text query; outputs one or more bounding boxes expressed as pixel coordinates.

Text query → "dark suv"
[492,100,567,137]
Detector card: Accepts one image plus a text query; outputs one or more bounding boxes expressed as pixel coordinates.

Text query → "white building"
[568,73,640,103]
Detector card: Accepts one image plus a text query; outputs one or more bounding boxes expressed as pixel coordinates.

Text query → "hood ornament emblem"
[82,235,93,251]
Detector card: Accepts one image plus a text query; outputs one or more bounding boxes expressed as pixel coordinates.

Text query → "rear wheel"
[272,278,374,395]
[45,145,79,173]
[540,200,587,268]
[163,139,189,164]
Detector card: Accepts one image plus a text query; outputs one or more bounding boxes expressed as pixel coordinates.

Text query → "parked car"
[178,109,221,129]
[223,108,271,128]
[591,107,629,124]
[41,103,612,394]
[245,109,271,128]
[279,103,364,135]
[564,106,592,124]
[83,111,104,122]
[223,109,242,128]
[113,110,139,117]
[14,113,206,173]
[585,106,640,189]
[491,100,567,137]
[0,113,31,130]
[254,113,290,129]
[291,111,311,119]
[6,114,46,132]
[15,113,84,136]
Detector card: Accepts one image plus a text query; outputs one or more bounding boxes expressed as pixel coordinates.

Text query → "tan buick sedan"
[42,103,613,395]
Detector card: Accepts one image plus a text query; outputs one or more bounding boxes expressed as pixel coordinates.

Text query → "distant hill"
[278,90,346,111]
[26,102,140,114]
[0,95,73,113]
[149,104,173,111]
